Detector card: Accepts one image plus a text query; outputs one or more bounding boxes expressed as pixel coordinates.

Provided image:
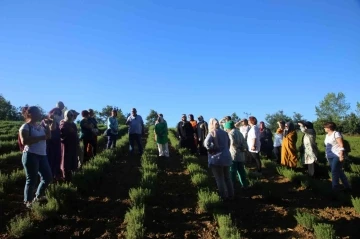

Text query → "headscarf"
[208,118,220,149]
[286,121,295,132]
[259,121,265,132]
[276,128,283,134]
[198,115,204,122]
[224,120,235,130]
[64,110,73,122]
[157,116,164,123]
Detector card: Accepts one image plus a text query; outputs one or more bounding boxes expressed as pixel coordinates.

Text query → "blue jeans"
[328,156,350,189]
[22,152,52,202]
[230,162,248,187]
[129,134,143,155]
[107,135,117,149]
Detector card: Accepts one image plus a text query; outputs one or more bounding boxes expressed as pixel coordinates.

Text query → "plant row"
[5,133,131,238]
[124,126,158,239]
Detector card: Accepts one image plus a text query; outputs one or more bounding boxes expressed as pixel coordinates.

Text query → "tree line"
[1,92,359,135]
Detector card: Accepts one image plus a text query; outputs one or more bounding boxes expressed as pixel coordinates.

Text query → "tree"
[292,112,305,123]
[98,105,126,125]
[315,92,350,122]
[265,110,292,132]
[231,112,240,122]
[356,102,360,117]
[341,113,360,135]
[145,109,158,127]
[0,95,19,120]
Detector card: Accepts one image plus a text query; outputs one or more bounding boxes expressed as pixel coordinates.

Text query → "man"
[56,101,65,121]
[177,114,196,153]
[126,108,145,155]
[197,115,208,155]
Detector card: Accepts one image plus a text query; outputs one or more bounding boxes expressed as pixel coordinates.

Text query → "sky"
[1,0,359,127]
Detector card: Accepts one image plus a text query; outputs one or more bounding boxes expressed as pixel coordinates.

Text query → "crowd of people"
[17,104,351,207]
[18,102,145,208]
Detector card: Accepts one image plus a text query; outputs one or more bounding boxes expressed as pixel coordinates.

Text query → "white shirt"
[324,131,342,158]
[273,133,283,147]
[247,125,261,153]
[19,123,47,156]
[239,125,250,139]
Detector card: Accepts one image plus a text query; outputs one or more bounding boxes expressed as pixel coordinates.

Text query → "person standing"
[259,121,274,160]
[204,118,234,200]
[224,121,248,189]
[324,122,351,191]
[188,114,198,151]
[80,110,95,162]
[298,121,317,176]
[126,108,144,155]
[106,109,119,149]
[273,121,285,164]
[247,116,262,175]
[281,122,298,168]
[154,116,169,157]
[88,109,99,156]
[197,115,208,155]
[177,114,196,152]
[19,106,53,208]
[56,101,65,121]
[60,110,79,181]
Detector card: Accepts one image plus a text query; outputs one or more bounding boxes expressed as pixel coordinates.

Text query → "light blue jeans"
[210,165,234,199]
[328,156,350,189]
[22,152,52,202]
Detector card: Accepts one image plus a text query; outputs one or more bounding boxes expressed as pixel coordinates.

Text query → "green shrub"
[0,140,18,154]
[124,205,145,239]
[187,163,206,174]
[191,173,208,187]
[179,148,191,156]
[294,210,319,230]
[313,223,336,239]
[141,161,157,173]
[46,183,77,211]
[140,171,157,189]
[31,197,59,220]
[276,166,304,184]
[345,172,360,188]
[198,188,221,213]
[262,159,278,171]
[215,214,241,239]
[129,187,151,206]
[0,151,22,165]
[351,197,360,214]
[6,213,33,238]
[350,164,360,174]
[8,169,25,187]
[248,177,260,188]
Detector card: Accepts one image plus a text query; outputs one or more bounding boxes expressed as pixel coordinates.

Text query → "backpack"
[334,131,351,154]
[18,123,31,152]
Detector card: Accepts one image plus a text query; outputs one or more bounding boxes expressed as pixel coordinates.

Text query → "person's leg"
[328,157,340,189]
[251,152,262,173]
[135,134,143,155]
[158,143,164,156]
[36,156,53,198]
[164,143,169,157]
[223,166,234,198]
[211,165,227,198]
[106,136,112,149]
[308,163,315,177]
[111,135,117,148]
[238,162,249,187]
[129,134,135,154]
[22,152,39,203]
[230,162,237,184]
[336,159,351,188]
[92,136,98,156]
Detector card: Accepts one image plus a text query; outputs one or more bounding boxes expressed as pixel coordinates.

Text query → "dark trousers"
[180,138,196,153]
[129,133,143,155]
[273,146,281,164]
[83,139,94,163]
[250,152,262,172]
[198,140,207,155]
[107,135,117,149]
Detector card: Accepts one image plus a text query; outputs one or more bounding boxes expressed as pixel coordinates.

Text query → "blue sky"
[1,0,359,127]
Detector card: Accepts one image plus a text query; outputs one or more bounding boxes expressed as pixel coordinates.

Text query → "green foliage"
[145,109,159,127]
[187,163,206,174]
[6,213,33,238]
[313,223,336,239]
[351,196,360,214]
[129,187,151,206]
[46,183,77,211]
[350,163,360,174]
[168,129,180,149]
[124,205,146,239]
[276,166,304,184]
[215,214,241,239]
[0,140,18,155]
[31,197,59,220]
[262,159,278,171]
[315,92,350,122]
[265,110,292,132]
[191,173,208,187]
[0,95,22,121]
[0,151,22,165]
[140,171,157,190]
[344,172,360,188]
[294,210,319,230]
[198,188,221,213]
[8,169,25,187]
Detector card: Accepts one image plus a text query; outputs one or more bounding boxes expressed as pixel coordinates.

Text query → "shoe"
[24,201,32,209]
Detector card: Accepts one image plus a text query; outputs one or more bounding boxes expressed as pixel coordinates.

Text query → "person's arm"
[125,116,131,125]
[335,133,345,161]
[20,125,46,145]
[177,123,182,139]
[229,131,236,148]
[141,116,145,135]
[203,132,212,149]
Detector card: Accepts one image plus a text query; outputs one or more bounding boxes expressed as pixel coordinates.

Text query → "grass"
[6,213,33,238]
[215,214,241,239]
[31,197,60,220]
[129,187,151,206]
[294,210,320,230]
[124,205,146,239]
[46,183,77,211]
[198,188,221,213]
[313,223,336,239]
[350,163,360,173]
[187,163,206,174]
[351,197,360,214]
[191,173,209,187]
[276,166,304,184]
[0,151,22,165]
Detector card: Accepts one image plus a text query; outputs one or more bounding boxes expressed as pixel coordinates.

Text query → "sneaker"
[24,201,32,209]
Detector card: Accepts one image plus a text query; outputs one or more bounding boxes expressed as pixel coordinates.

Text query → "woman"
[247,116,262,175]
[188,114,198,152]
[281,122,298,168]
[41,108,62,180]
[204,118,233,200]
[324,122,351,191]
[60,110,79,181]
[273,121,285,164]
[107,109,118,149]
[80,110,94,162]
[88,109,99,157]
[197,115,208,155]
[19,106,53,208]
[224,121,248,188]
[298,121,317,176]
[154,116,169,157]
[259,121,273,160]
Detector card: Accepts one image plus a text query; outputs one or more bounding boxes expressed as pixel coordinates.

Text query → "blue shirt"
[203,129,232,167]
[107,117,118,135]
[126,115,144,134]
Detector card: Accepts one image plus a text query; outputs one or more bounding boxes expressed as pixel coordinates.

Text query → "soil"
[1,145,360,239]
